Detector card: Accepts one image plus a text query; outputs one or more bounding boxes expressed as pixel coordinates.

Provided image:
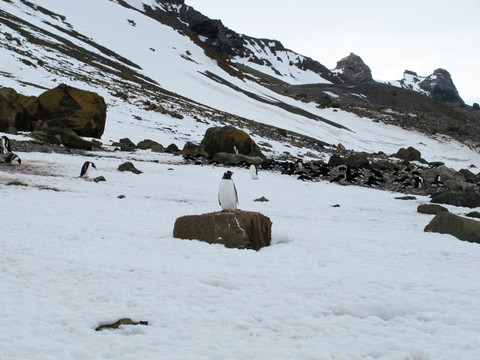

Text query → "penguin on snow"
[1,135,11,154]
[79,161,97,178]
[218,170,238,211]
[4,152,21,164]
[249,164,258,180]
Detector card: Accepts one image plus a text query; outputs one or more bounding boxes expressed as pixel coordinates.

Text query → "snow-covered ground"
[1,148,480,360]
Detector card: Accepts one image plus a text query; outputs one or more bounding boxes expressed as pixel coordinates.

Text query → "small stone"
[93,176,106,183]
[118,162,142,174]
[395,196,417,200]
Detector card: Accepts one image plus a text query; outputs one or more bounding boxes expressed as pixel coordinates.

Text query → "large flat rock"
[173,211,272,250]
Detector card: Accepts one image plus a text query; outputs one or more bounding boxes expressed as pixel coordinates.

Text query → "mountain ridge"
[0,0,479,154]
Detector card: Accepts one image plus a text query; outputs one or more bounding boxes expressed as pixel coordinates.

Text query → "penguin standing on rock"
[79,161,96,178]
[218,170,238,211]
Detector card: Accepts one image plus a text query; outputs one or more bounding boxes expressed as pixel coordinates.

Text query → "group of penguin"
[276,158,446,192]
[0,136,21,164]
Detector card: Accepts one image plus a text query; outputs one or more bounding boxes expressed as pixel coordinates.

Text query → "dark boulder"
[151,144,165,153]
[417,203,449,215]
[137,139,161,150]
[465,211,480,219]
[118,162,142,174]
[113,138,136,151]
[395,146,422,162]
[165,143,180,154]
[200,126,265,159]
[431,191,480,208]
[173,211,272,250]
[424,212,480,244]
[181,141,209,158]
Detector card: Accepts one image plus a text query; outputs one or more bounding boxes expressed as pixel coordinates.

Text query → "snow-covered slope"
[0,0,478,166]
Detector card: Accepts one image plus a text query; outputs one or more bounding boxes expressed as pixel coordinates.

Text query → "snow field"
[1,150,479,359]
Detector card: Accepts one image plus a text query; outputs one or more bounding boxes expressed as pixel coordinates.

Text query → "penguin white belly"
[249,164,258,179]
[218,180,237,211]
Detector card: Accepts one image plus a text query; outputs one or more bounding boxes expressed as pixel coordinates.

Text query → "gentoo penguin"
[218,170,238,211]
[1,135,11,154]
[432,174,443,186]
[250,164,258,180]
[79,161,96,178]
[4,152,21,164]
[413,176,424,189]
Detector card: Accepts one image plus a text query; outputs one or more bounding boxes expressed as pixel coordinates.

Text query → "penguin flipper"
[234,183,239,205]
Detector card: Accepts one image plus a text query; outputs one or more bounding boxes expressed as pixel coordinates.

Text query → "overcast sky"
[185,0,479,105]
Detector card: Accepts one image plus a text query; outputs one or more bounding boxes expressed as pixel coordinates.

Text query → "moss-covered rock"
[200,126,265,159]
[36,84,106,138]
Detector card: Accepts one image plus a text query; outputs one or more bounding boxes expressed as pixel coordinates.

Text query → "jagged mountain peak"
[395,68,464,104]
[333,52,373,85]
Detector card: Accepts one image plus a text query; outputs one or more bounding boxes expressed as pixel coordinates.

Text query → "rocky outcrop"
[418,69,464,104]
[333,53,373,85]
[200,126,265,159]
[424,212,480,244]
[173,211,272,250]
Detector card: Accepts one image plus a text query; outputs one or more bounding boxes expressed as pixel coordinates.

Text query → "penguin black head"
[222,170,234,179]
